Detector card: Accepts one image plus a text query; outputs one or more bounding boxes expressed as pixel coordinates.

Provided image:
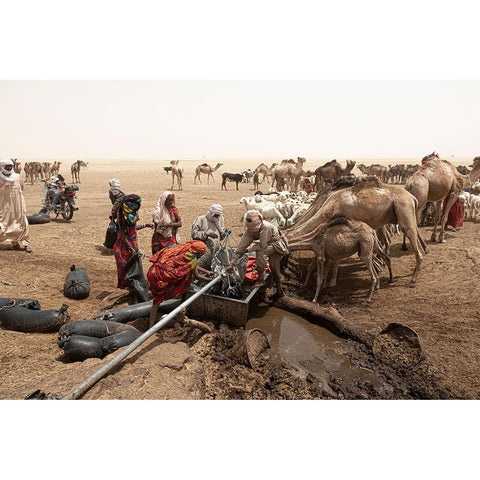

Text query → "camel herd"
[235,153,480,303]
[11,160,89,184]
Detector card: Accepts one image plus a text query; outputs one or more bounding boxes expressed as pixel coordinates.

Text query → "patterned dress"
[147,241,205,304]
[113,213,138,289]
[151,206,180,254]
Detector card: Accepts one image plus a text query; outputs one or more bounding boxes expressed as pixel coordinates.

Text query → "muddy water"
[247,306,389,397]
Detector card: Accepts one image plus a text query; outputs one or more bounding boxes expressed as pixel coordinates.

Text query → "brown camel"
[286,176,425,286]
[42,162,51,178]
[71,160,88,183]
[314,159,356,191]
[27,161,42,183]
[288,214,393,303]
[50,161,61,176]
[357,164,388,182]
[170,160,183,191]
[289,157,312,192]
[271,159,296,191]
[405,156,480,243]
[254,162,277,184]
[11,159,22,175]
[194,163,223,184]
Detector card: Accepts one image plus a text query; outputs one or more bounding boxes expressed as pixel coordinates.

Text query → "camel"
[405,155,480,243]
[288,214,393,303]
[42,162,51,178]
[170,160,183,191]
[314,159,356,191]
[271,159,296,191]
[286,176,425,286]
[11,159,21,175]
[71,160,88,183]
[26,161,42,184]
[357,164,388,182]
[194,163,223,184]
[50,161,61,176]
[254,162,277,184]
[289,157,313,192]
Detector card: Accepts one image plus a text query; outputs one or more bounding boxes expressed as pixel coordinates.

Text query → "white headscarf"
[0,159,19,183]
[152,190,180,241]
[109,178,121,188]
[206,204,225,232]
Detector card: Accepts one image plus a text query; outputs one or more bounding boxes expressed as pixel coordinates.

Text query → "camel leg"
[303,257,316,288]
[430,200,443,242]
[312,256,326,303]
[326,262,339,288]
[404,225,424,286]
[360,253,377,303]
[438,193,458,243]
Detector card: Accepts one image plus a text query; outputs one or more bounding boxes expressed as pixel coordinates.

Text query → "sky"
[1,80,479,161]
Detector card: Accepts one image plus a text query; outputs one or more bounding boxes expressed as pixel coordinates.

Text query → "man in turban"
[0,159,32,253]
[227,209,288,296]
[191,204,227,269]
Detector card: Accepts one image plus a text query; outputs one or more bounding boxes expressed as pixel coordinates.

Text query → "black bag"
[124,253,150,303]
[103,217,119,249]
[63,265,90,300]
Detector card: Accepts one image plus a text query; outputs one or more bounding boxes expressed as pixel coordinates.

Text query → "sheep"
[286,204,309,226]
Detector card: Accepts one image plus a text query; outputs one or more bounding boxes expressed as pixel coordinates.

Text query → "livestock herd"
[9,153,480,303]
[10,159,89,184]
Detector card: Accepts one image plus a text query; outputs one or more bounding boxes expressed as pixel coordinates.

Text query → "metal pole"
[62,275,223,400]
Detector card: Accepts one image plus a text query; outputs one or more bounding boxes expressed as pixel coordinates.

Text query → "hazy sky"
[1,80,479,160]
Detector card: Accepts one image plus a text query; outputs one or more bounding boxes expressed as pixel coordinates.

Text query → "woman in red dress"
[147,240,213,327]
[113,194,151,289]
[151,191,182,254]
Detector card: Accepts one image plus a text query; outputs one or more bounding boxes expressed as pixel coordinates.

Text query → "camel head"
[297,157,306,165]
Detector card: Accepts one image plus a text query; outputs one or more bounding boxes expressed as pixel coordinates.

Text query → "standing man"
[109,178,126,217]
[0,159,32,253]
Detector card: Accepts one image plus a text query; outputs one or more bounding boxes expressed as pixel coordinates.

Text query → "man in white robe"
[0,159,32,252]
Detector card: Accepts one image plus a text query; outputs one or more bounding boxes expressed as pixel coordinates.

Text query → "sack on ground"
[64,265,90,300]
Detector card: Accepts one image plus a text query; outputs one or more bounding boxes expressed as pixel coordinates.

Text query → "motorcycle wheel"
[61,202,74,221]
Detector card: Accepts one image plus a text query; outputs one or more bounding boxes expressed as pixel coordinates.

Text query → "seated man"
[191,204,227,270]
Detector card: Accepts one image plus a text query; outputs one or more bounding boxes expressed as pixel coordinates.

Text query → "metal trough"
[185,281,265,327]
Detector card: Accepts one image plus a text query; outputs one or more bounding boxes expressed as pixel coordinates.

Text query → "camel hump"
[326,214,352,229]
[200,163,208,167]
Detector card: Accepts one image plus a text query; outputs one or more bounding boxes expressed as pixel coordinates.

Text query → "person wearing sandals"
[0,159,32,253]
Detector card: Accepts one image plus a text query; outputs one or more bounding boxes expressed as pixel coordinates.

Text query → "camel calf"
[289,215,392,303]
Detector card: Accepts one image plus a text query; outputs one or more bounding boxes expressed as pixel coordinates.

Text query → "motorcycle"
[40,178,79,221]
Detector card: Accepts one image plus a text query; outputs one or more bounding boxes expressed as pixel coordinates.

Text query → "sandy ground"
[1,157,479,399]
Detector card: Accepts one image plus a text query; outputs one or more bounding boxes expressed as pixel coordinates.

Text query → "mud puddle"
[247,306,392,397]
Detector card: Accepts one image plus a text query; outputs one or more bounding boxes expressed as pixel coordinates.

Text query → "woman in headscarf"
[151,191,182,254]
[191,204,228,269]
[0,159,32,253]
[147,240,213,327]
[226,209,288,296]
[113,194,152,289]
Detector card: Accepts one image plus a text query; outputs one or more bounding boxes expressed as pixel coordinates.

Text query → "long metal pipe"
[62,275,222,400]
